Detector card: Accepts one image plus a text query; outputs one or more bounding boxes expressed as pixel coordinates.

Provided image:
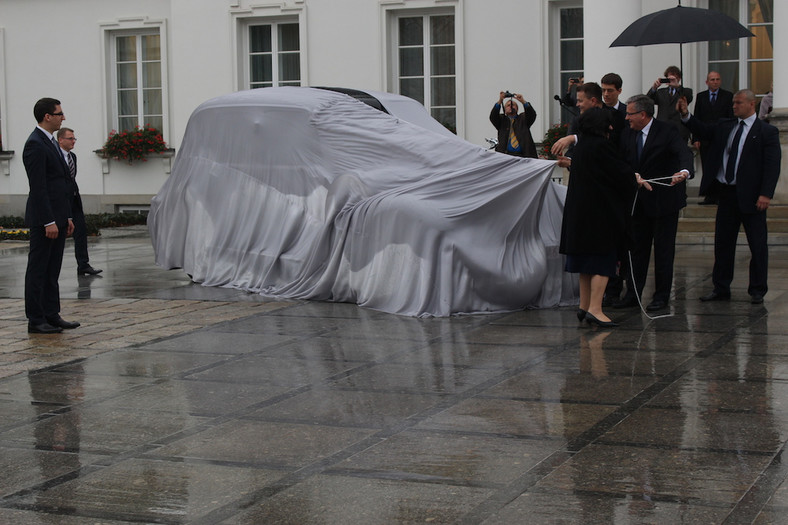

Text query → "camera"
[569,78,580,84]
[503,91,515,98]
[659,78,671,83]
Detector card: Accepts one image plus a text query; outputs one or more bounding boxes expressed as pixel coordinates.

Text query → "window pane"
[561,41,583,71]
[749,61,772,95]
[118,90,138,116]
[251,81,273,89]
[142,62,161,88]
[141,35,160,61]
[119,117,137,132]
[116,36,136,62]
[145,116,163,132]
[431,77,455,107]
[250,25,272,53]
[279,53,300,82]
[143,88,162,115]
[117,63,137,89]
[431,46,455,75]
[278,23,299,51]
[431,108,456,134]
[748,25,773,59]
[250,55,272,83]
[400,78,424,103]
[709,61,739,91]
[709,0,738,18]
[749,0,773,23]
[709,39,739,61]
[399,48,423,77]
[430,15,454,45]
[561,8,583,38]
[399,17,423,46]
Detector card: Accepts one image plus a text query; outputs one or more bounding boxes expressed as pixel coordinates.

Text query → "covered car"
[148,87,577,317]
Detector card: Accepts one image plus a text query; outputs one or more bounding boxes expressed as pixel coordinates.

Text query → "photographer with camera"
[561,76,584,107]
[489,90,538,158]
[646,65,693,143]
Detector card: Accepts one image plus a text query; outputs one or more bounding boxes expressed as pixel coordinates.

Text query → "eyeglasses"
[625,111,643,116]
[49,112,64,116]
[62,137,77,141]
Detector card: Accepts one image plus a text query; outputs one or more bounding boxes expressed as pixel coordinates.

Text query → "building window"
[248,22,301,89]
[395,13,456,133]
[557,6,583,125]
[111,31,164,133]
[708,0,772,96]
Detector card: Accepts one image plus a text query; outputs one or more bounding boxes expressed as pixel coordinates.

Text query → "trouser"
[624,208,679,303]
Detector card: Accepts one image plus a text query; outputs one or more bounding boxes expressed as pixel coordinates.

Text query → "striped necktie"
[508,117,519,150]
[67,153,76,180]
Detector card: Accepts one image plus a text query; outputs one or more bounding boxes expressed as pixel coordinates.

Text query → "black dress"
[559,134,637,277]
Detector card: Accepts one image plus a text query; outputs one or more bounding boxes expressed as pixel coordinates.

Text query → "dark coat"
[560,134,637,256]
[489,103,538,158]
[620,118,694,218]
[693,88,734,124]
[23,128,73,228]
[647,86,694,143]
[683,115,781,213]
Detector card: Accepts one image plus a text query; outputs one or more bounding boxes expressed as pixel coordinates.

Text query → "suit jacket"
[23,128,73,228]
[67,151,85,216]
[683,115,781,213]
[647,86,694,142]
[490,103,538,158]
[620,118,694,218]
[693,89,734,124]
[608,101,627,114]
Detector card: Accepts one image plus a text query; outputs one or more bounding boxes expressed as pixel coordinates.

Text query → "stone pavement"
[0,230,787,524]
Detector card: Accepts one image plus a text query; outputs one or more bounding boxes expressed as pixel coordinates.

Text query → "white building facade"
[0,0,784,215]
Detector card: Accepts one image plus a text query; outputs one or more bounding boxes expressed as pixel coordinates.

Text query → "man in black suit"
[679,90,781,304]
[23,98,81,334]
[614,95,693,312]
[647,66,693,143]
[692,71,734,205]
[57,128,102,276]
[601,72,627,114]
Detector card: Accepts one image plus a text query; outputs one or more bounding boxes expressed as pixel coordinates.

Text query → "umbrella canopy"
[610,5,754,47]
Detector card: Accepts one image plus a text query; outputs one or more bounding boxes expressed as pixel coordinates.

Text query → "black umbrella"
[610,3,754,87]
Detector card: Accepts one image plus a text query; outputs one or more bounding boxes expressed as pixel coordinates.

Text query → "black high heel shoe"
[585,312,619,328]
[576,309,587,322]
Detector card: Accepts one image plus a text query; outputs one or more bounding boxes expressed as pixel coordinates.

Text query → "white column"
[582,0,642,101]
[770,0,788,203]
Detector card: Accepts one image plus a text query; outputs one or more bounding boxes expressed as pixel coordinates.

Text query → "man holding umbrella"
[678,91,781,304]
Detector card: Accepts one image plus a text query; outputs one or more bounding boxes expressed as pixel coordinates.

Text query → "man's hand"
[551,135,575,156]
[670,171,689,186]
[756,195,771,212]
[67,219,75,237]
[636,173,653,192]
[514,93,525,105]
[692,141,701,150]
[652,78,662,91]
[676,96,689,117]
[44,223,59,239]
[556,155,571,169]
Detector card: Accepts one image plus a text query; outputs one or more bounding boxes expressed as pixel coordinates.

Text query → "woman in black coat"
[559,107,637,327]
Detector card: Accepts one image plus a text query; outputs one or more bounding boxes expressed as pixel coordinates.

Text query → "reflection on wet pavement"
[0,234,787,523]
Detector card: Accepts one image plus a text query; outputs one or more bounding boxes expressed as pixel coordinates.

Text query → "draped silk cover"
[148,87,577,317]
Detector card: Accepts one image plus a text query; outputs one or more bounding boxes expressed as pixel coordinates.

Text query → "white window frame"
[549,1,583,126]
[231,3,307,91]
[382,0,464,137]
[0,28,7,152]
[100,17,169,138]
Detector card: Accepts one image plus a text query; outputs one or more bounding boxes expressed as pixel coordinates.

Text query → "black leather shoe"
[613,297,638,309]
[28,322,63,334]
[585,312,619,328]
[46,316,81,329]
[700,291,731,302]
[576,309,587,322]
[78,266,103,276]
[646,299,667,312]
[751,294,764,304]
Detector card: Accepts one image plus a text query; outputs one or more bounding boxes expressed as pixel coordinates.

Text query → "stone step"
[681,203,788,219]
[678,217,788,233]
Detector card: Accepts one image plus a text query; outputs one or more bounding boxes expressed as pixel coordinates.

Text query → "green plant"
[100,125,168,164]
[0,213,149,241]
[541,123,569,160]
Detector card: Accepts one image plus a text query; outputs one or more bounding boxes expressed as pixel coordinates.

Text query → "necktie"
[710,92,716,105]
[67,153,76,180]
[670,88,676,98]
[636,131,645,162]
[51,137,59,150]
[508,117,519,151]
[725,121,745,184]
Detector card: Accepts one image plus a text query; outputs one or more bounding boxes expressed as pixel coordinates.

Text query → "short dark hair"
[57,127,74,139]
[626,94,655,118]
[600,73,623,90]
[577,107,613,138]
[577,82,603,103]
[33,98,61,123]
[664,65,682,79]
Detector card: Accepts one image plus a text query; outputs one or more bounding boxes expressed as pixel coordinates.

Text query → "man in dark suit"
[57,128,102,276]
[647,66,693,143]
[614,95,693,312]
[601,72,627,114]
[23,98,81,334]
[679,90,781,304]
[692,71,734,205]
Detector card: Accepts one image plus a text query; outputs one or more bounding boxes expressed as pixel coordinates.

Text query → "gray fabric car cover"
[148,87,578,317]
